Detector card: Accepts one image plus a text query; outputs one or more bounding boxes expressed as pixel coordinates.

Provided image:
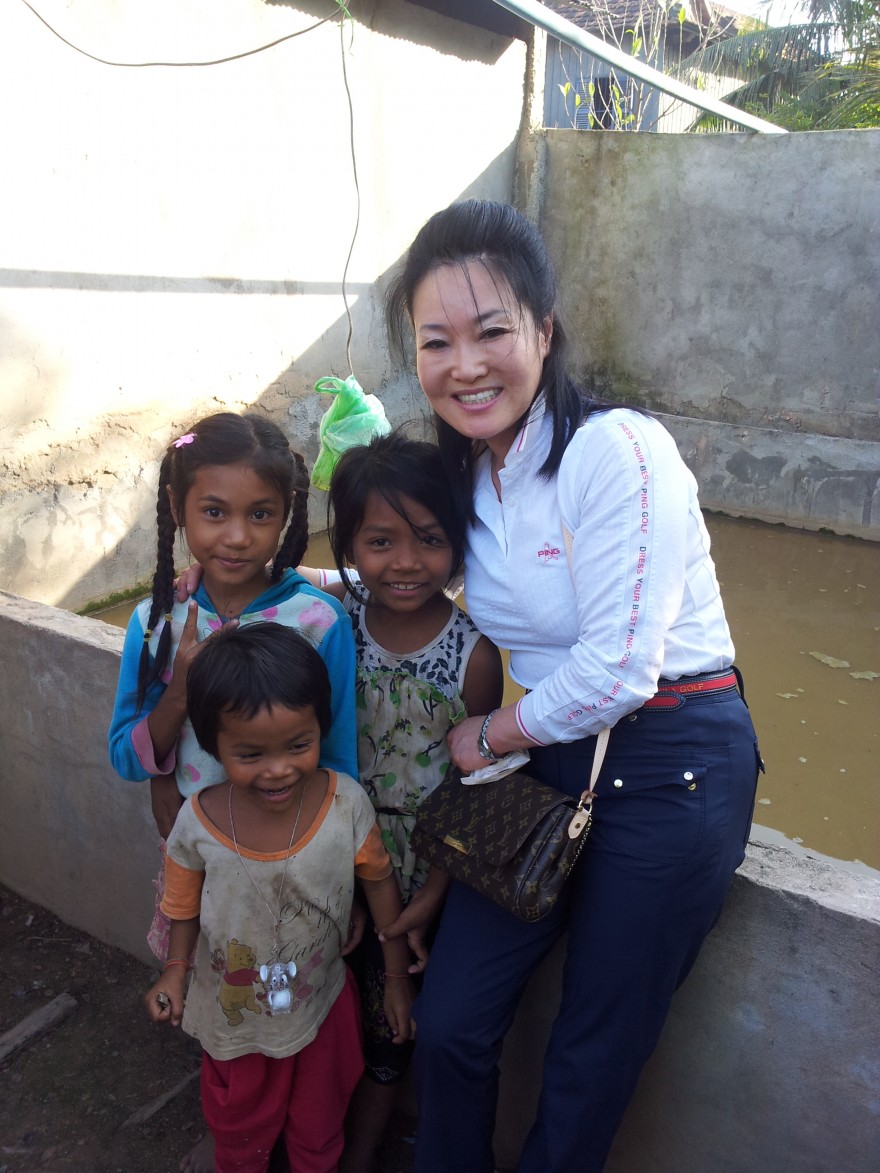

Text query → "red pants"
[201,967,364,1173]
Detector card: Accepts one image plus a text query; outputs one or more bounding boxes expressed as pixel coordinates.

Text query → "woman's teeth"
[457,389,499,405]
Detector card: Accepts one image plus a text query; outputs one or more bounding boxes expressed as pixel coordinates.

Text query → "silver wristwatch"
[477,710,499,761]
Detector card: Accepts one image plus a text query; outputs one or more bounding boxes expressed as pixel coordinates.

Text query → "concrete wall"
[2,589,878,1171]
[0,0,526,610]
[4,5,878,614]
[495,839,880,1172]
[532,130,880,539]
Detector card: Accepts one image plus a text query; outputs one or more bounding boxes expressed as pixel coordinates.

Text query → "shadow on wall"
[2,159,513,613]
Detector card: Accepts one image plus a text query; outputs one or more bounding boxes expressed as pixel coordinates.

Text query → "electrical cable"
[336,18,361,377]
[17,0,363,377]
[17,0,343,68]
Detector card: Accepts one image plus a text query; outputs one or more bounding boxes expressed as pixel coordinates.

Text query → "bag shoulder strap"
[562,523,612,787]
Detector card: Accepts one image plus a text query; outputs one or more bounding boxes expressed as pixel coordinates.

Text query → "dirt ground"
[0,885,417,1173]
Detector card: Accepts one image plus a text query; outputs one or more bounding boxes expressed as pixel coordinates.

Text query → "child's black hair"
[185,623,331,760]
[137,412,310,709]
[326,430,466,602]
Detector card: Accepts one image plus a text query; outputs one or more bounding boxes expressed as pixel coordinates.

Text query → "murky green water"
[93,517,879,868]
[704,515,878,870]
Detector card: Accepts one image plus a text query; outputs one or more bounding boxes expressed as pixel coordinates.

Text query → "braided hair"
[135,412,309,709]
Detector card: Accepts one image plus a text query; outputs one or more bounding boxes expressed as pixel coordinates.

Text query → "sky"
[717,0,809,22]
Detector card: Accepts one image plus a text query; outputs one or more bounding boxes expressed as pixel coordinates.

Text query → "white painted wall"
[0,0,526,608]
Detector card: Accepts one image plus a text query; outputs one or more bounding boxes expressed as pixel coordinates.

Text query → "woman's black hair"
[136,412,310,709]
[385,199,618,523]
[327,430,466,602]
[185,623,331,760]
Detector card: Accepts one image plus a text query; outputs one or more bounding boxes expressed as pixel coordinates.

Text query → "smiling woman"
[412,261,551,459]
[381,199,763,1173]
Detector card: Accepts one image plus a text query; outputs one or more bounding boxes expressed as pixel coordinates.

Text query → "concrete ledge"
[496,838,880,1172]
[2,589,878,1169]
[661,414,880,541]
[0,590,159,961]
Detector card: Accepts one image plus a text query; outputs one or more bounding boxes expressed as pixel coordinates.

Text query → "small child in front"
[144,623,414,1173]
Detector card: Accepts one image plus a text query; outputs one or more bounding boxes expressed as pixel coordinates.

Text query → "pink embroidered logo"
[537,542,561,564]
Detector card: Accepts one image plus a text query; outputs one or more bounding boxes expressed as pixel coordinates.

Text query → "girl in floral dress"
[301,431,503,1172]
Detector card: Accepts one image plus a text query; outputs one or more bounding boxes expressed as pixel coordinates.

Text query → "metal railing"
[490,0,788,133]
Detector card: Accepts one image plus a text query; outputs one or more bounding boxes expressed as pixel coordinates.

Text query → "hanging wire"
[17,0,344,67]
[18,0,363,376]
[336,15,361,377]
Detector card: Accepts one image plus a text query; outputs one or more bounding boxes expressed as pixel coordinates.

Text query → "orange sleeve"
[354,823,393,883]
[159,854,204,921]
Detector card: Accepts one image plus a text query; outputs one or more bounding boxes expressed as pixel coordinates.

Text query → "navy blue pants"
[412,685,761,1173]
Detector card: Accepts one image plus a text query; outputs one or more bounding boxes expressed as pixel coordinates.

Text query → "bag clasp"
[568,790,595,839]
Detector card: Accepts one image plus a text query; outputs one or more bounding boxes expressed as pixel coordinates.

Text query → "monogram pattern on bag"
[411,771,591,922]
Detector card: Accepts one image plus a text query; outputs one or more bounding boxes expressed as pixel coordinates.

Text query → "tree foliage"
[677,0,880,128]
[553,0,737,131]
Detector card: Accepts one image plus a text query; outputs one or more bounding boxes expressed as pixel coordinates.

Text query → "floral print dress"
[344,586,484,903]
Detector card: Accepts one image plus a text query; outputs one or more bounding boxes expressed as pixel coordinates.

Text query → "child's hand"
[378,909,430,974]
[174,563,204,603]
[144,972,186,1027]
[150,775,184,840]
[174,599,203,673]
[339,899,367,958]
[378,871,449,974]
[382,974,416,1044]
[166,600,217,696]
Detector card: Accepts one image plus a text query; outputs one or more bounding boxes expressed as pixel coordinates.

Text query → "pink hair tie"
[174,432,196,448]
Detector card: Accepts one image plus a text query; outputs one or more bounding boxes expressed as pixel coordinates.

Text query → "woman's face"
[411,262,551,460]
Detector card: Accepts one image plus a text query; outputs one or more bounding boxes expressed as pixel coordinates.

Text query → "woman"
[381,200,762,1173]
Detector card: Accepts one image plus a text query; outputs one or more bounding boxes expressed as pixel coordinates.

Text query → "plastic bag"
[311,375,391,491]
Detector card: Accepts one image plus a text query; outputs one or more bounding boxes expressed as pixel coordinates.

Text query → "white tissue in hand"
[460,751,531,785]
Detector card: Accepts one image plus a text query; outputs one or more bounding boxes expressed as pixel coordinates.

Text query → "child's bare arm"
[150,775,184,840]
[296,565,346,601]
[145,601,203,762]
[360,875,415,1043]
[144,917,199,1028]
[461,634,504,718]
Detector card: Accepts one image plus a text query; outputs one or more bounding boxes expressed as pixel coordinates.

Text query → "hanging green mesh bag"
[311,375,391,491]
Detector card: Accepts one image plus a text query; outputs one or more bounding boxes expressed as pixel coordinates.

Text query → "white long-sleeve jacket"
[464,401,734,745]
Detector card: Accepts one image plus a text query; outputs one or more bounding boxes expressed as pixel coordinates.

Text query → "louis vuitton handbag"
[410,728,609,922]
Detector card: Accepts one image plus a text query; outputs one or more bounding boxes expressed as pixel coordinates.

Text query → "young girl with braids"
[109,412,358,966]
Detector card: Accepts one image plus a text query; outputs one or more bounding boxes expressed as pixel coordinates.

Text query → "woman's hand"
[447,706,532,775]
[150,775,184,839]
[446,715,490,776]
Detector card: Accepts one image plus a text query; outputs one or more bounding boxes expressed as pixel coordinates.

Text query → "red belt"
[643,670,739,710]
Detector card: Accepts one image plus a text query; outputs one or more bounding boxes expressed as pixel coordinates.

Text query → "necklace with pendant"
[227,780,307,964]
